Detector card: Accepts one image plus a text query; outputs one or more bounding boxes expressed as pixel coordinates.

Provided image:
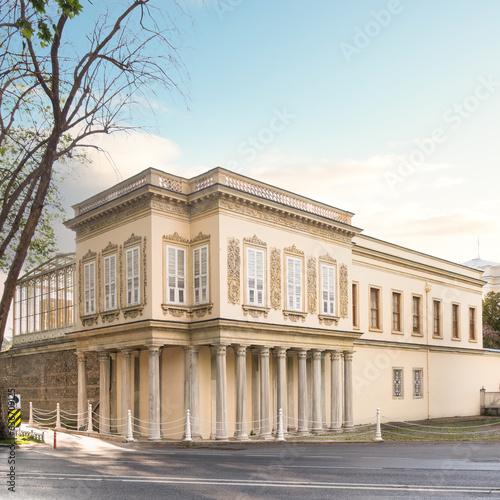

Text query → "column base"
[234,434,250,441]
[296,429,310,437]
[148,436,161,441]
[311,428,323,435]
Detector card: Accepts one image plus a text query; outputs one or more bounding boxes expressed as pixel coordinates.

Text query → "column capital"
[148,345,162,356]
[109,352,117,360]
[212,344,227,356]
[121,349,133,359]
[258,346,270,358]
[343,350,354,361]
[234,345,249,357]
[75,351,87,362]
[312,349,323,361]
[98,351,111,361]
[330,350,342,361]
[184,345,200,353]
[297,348,308,359]
[275,346,288,358]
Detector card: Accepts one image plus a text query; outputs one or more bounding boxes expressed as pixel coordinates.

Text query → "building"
[463,258,500,294]
[3,167,500,440]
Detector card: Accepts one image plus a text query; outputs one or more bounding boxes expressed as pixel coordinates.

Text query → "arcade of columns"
[76,345,354,440]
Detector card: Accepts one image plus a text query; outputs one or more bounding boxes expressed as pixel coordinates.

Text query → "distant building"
[463,258,500,294]
[2,167,500,440]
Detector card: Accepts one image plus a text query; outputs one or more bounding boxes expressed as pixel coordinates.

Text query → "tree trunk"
[0,394,11,440]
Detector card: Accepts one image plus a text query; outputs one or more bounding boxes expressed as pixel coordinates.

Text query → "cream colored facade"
[11,167,500,439]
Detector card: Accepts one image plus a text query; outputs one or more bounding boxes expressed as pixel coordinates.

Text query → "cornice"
[353,245,485,288]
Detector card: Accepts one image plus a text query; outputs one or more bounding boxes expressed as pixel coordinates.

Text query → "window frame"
[193,243,210,306]
[285,254,304,312]
[320,263,336,316]
[83,260,96,316]
[245,246,266,307]
[412,368,423,399]
[125,245,141,307]
[411,294,423,336]
[352,282,359,329]
[369,286,382,332]
[451,303,460,340]
[165,245,187,306]
[469,306,477,342]
[392,367,404,399]
[391,290,403,334]
[432,299,442,338]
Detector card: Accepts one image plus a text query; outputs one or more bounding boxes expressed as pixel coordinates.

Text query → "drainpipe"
[424,281,431,419]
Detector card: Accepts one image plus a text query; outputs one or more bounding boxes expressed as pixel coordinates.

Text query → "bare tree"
[0,0,188,438]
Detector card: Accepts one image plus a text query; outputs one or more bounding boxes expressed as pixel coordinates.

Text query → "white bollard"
[56,403,61,429]
[374,408,384,442]
[184,409,193,442]
[87,403,93,432]
[277,408,285,442]
[29,402,33,426]
[126,410,134,442]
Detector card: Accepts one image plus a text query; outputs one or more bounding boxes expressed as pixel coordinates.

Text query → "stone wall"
[0,342,99,423]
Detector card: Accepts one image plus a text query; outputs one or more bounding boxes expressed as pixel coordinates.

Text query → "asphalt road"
[2,431,500,499]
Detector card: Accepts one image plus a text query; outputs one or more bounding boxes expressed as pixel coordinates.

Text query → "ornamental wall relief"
[339,263,348,318]
[307,257,317,314]
[227,238,241,305]
[270,248,281,310]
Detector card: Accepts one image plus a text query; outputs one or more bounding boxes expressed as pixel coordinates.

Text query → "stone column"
[76,351,87,430]
[276,347,287,435]
[321,352,328,430]
[306,353,313,431]
[259,347,272,439]
[234,345,249,440]
[148,345,161,441]
[109,352,117,433]
[330,351,342,430]
[312,350,323,434]
[297,349,309,435]
[210,346,217,439]
[215,344,228,440]
[251,348,260,435]
[343,350,354,429]
[121,349,133,436]
[98,352,110,434]
[184,346,201,439]
[287,351,295,432]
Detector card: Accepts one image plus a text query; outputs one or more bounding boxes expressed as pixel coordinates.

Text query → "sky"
[4,0,500,338]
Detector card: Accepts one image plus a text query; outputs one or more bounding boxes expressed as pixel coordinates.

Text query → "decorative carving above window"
[320,253,337,264]
[243,235,267,247]
[102,242,118,254]
[82,249,97,261]
[163,232,189,244]
[227,238,241,305]
[190,232,210,244]
[242,305,270,319]
[339,264,348,318]
[270,248,281,310]
[124,233,141,247]
[307,257,317,314]
[283,310,307,323]
[284,244,304,256]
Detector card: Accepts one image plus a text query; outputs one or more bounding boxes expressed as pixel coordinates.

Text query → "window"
[452,303,460,339]
[412,296,421,334]
[413,369,423,398]
[433,300,441,337]
[193,245,209,305]
[246,247,264,306]
[103,255,117,311]
[166,246,186,305]
[392,292,402,332]
[469,307,476,341]
[286,256,302,311]
[321,264,336,315]
[83,261,96,315]
[370,287,380,330]
[393,368,403,398]
[352,282,359,328]
[126,246,140,306]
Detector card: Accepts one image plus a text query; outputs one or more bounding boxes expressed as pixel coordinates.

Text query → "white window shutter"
[287,257,295,309]
[104,257,110,311]
[193,245,209,305]
[109,255,116,309]
[177,248,185,304]
[256,250,264,306]
[201,246,208,303]
[126,247,140,306]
